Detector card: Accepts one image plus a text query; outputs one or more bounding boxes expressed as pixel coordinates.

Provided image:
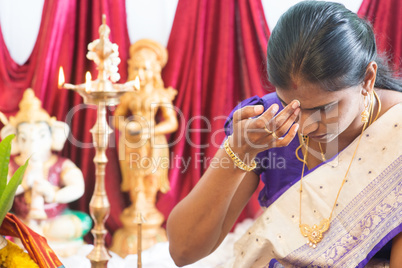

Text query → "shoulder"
[158,86,177,102]
[119,92,135,104]
[376,89,402,116]
[60,158,79,170]
[244,92,280,108]
[260,92,282,108]
[228,92,280,117]
[224,92,280,135]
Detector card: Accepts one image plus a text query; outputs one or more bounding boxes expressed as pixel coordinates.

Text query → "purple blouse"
[224,93,304,208]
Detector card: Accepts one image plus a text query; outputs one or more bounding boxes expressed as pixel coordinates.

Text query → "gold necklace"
[297,91,381,248]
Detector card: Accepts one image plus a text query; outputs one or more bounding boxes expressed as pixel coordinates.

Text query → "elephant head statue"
[0,89,69,160]
[0,89,91,257]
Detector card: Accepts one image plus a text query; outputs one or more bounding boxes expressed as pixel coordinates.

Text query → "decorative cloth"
[0,213,64,268]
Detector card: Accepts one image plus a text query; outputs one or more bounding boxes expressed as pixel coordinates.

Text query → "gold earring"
[361,94,370,123]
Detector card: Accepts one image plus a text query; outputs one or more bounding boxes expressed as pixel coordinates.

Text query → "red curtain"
[0,0,130,245]
[0,0,271,246]
[158,0,272,224]
[358,0,402,69]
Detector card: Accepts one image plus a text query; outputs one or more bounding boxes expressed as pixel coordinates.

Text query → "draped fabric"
[0,0,130,245]
[1,213,64,268]
[157,0,272,223]
[358,0,402,69]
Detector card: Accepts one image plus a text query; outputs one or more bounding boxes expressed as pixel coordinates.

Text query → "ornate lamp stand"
[59,15,137,267]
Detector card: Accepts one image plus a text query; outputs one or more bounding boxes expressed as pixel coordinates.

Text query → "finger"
[272,108,300,138]
[240,104,279,139]
[271,123,299,147]
[232,105,264,124]
[269,100,300,130]
[255,104,279,128]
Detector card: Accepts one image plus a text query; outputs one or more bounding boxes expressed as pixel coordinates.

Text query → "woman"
[166,1,402,267]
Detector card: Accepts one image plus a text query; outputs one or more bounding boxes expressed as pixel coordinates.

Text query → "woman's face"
[130,49,159,87]
[276,81,364,143]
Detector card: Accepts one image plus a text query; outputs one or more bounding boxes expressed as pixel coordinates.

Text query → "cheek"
[40,133,52,148]
[146,71,154,79]
[17,136,26,145]
[326,102,359,133]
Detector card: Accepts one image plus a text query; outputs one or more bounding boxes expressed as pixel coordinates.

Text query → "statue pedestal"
[110,206,167,258]
[48,239,84,258]
[14,237,84,258]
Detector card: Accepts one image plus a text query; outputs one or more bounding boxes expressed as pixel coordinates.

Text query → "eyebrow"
[276,93,337,111]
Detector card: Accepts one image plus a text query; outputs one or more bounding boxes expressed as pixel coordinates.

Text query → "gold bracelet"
[224,136,257,171]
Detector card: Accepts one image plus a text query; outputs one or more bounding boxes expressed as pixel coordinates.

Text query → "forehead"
[276,82,355,109]
[133,49,157,65]
[17,122,50,133]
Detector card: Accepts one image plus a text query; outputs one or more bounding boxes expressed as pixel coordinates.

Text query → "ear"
[51,121,70,151]
[0,125,19,154]
[362,61,377,96]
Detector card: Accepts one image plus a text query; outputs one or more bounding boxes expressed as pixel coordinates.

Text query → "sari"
[224,94,401,267]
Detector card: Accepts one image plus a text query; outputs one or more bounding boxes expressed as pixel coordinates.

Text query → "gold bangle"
[224,136,257,172]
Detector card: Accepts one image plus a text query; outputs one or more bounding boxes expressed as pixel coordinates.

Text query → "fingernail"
[294,123,299,132]
[254,105,264,113]
[272,104,279,113]
[292,100,300,109]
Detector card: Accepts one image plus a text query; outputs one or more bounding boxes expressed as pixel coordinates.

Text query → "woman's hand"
[230,100,300,158]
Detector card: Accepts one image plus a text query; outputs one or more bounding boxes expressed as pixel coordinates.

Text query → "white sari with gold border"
[228,104,402,268]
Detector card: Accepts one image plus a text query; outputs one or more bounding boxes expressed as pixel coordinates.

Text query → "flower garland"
[0,237,39,268]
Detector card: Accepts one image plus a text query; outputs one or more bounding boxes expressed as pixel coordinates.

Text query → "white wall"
[126,0,178,47]
[262,0,363,30]
[0,0,44,65]
[0,0,363,66]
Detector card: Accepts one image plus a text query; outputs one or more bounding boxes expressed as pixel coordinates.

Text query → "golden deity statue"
[110,39,178,257]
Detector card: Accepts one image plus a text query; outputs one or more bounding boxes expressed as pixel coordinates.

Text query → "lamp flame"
[58,67,65,89]
[134,76,140,90]
[85,71,92,91]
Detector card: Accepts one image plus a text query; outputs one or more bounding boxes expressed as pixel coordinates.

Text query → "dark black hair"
[267,1,402,92]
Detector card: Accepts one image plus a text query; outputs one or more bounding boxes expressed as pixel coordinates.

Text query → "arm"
[113,93,131,131]
[167,101,300,266]
[167,149,260,266]
[54,159,85,203]
[153,101,178,136]
[14,162,40,195]
[390,232,402,267]
[34,159,84,204]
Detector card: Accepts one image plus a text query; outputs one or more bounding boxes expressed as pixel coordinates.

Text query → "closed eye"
[276,93,338,111]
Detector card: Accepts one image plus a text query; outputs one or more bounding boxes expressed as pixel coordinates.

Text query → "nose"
[298,110,320,136]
